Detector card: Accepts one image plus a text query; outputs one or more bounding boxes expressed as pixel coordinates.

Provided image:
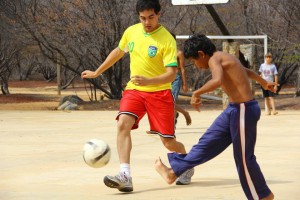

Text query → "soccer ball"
[83,139,111,168]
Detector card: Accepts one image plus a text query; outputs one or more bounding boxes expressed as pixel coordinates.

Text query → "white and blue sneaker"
[104,172,133,192]
[176,168,194,185]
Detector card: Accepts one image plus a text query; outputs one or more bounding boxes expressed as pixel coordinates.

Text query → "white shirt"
[259,63,278,82]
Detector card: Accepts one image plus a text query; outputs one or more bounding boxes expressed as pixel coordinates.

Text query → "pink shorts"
[117,89,175,138]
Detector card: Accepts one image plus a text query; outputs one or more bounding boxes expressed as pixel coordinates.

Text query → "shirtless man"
[155,34,275,200]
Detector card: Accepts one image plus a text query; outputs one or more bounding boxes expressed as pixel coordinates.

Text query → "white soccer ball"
[83,139,111,168]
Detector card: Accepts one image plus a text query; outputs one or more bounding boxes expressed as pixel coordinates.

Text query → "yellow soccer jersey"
[118,23,178,92]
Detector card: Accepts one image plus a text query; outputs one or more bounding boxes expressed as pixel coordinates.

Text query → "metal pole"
[57,55,61,96]
[176,35,268,55]
[264,35,268,56]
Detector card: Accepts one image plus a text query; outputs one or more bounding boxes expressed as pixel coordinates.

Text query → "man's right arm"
[81,47,125,79]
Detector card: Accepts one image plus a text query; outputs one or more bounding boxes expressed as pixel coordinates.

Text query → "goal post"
[171,1,268,55]
[175,35,268,58]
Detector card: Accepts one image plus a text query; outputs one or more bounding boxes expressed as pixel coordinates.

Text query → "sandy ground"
[0,81,300,199]
[1,110,300,200]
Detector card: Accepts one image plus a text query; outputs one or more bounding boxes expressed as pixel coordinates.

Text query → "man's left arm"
[245,68,278,92]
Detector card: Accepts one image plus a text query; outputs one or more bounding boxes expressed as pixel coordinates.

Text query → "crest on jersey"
[148,46,157,58]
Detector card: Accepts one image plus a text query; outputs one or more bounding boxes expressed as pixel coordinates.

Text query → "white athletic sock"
[120,163,130,177]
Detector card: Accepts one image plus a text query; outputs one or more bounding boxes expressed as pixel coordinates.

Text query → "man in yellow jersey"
[81,0,194,193]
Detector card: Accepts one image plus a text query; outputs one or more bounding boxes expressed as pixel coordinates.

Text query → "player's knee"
[117,114,135,131]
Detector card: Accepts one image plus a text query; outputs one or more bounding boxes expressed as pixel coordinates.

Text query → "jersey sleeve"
[118,28,129,53]
[163,37,178,67]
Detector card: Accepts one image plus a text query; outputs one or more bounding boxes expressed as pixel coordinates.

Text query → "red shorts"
[117,89,175,138]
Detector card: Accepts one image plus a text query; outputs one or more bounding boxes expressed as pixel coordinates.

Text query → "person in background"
[259,52,279,115]
[171,33,191,126]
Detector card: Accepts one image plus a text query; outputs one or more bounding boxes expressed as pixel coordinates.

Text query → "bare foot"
[155,157,177,184]
[183,111,192,126]
[261,192,274,200]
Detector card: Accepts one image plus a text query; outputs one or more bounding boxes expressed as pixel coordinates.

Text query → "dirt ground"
[0,81,299,111]
[1,81,300,200]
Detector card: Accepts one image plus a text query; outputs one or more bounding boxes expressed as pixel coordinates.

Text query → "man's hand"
[262,81,279,93]
[190,94,202,112]
[81,70,97,79]
[130,75,150,86]
[182,84,188,93]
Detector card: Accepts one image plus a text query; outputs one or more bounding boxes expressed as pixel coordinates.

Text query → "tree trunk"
[0,78,10,95]
[295,66,300,97]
